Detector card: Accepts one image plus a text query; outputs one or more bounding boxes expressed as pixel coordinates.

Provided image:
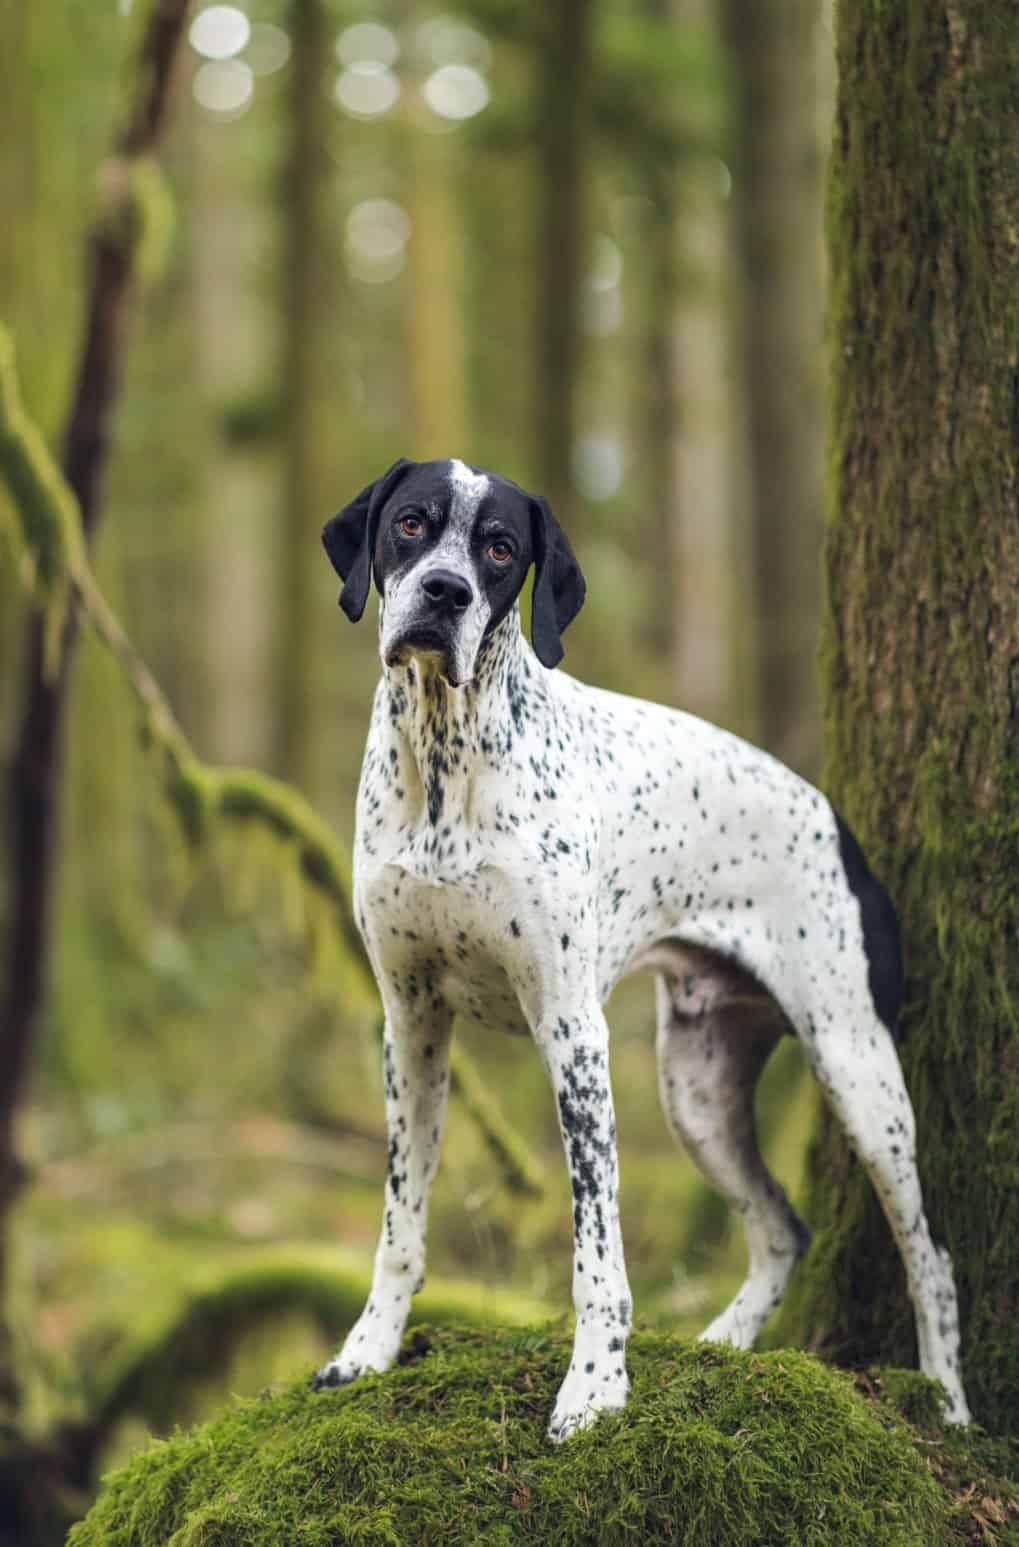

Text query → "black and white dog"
[312,456,970,1439]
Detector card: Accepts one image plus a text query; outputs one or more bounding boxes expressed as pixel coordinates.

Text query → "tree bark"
[534,0,594,524]
[774,0,1019,1434]
[719,0,824,771]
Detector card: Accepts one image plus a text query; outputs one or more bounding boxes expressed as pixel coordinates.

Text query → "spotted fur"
[313,458,971,1438]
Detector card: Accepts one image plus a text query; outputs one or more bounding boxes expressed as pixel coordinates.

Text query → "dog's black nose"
[420,569,473,613]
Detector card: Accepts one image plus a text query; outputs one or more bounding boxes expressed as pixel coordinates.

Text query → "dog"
[311,456,970,1439]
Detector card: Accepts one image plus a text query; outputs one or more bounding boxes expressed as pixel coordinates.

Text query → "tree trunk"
[405,126,467,459]
[534,0,594,524]
[719,0,824,772]
[774,0,1019,1434]
[274,0,335,792]
[666,0,749,734]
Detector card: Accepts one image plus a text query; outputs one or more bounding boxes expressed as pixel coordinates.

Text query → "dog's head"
[322,458,585,686]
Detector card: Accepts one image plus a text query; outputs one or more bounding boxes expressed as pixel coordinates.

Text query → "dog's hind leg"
[798,1002,971,1422]
[655,965,810,1349]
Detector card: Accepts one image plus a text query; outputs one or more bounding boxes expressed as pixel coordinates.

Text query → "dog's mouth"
[384,627,470,687]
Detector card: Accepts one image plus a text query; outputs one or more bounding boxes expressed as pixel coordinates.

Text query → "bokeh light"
[336,21,399,70]
[414,15,491,72]
[581,235,624,336]
[573,433,625,500]
[189,5,250,62]
[422,64,489,121]
[192,57,254,116]
[345,198,411,284]
[334,63,401,120]
[246,23,291,77]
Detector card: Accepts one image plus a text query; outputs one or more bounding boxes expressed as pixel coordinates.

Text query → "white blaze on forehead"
[377,458,493,685]
[448,458,490,525]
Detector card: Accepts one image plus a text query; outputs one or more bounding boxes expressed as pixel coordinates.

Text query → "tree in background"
[719,0,824,770]
[665,0,746,731]
[534,0,594,529]
[275,0,336,792]
[775,0,1019,1433]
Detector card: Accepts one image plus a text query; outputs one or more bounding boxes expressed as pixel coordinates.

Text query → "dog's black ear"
[322,458,414,622]
[529,495,586,669]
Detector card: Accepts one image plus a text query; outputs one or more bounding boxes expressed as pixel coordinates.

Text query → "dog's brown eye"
[488,539,513,563]
[399,514,423,537]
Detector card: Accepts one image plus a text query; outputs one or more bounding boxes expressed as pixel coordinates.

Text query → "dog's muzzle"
[382,568,482,686]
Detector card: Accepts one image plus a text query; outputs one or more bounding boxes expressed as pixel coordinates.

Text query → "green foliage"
[69,1324,1013,1547]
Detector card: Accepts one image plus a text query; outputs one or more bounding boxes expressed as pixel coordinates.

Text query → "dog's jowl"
[312,457,970,1439]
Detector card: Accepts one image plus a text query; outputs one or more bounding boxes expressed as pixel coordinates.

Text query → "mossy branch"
[82,1248,551,1451]
[0,329,84,672]
[0,325,545,1201]
[448,1041,546,1198]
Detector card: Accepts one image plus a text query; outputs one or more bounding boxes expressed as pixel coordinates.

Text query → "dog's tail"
[833,811,905,1035]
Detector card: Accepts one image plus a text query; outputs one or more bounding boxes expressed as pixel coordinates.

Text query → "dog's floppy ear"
[322,458,414,622]
[529,495,586,669]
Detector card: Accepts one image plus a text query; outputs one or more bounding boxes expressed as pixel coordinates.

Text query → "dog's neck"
[380,605,538,826]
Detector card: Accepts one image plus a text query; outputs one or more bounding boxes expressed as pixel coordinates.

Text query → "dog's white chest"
[359,853,533,1037]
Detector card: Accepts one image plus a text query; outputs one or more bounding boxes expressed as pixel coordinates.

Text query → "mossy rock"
[69,1325,1018,1547]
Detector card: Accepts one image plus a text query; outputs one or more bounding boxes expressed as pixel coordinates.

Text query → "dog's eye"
[398,514,424,538]
[488,539,513,563]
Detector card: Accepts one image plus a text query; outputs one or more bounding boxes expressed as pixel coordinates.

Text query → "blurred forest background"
[0,0,834,1531]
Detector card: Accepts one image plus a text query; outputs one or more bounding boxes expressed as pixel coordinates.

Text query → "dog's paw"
[310,1318,403,1392]
[547,1359,630,1444]
[310,1345,392,1391]
[309,1359,355,1391]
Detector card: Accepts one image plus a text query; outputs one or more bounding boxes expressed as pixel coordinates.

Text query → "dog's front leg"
[537,1005,632,1442]
[312,997,453,1389]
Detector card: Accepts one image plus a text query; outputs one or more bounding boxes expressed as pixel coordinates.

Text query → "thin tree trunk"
[666,0,748,732]
[774,0,1019,1434]
[534,0,594,524]
[719,0,823,771]
[0,0,189,1397]
[405,124,466,458]
[275,0,334,791]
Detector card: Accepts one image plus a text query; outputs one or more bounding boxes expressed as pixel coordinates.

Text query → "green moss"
[69,1324,1005,1547]
[0,322,84,667]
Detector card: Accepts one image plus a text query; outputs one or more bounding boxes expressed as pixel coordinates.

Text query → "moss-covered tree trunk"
[775,0,1019,1435]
